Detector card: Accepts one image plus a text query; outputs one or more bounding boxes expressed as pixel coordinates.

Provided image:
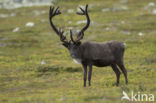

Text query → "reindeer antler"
[70,4,90,43]
[49,6,68,43]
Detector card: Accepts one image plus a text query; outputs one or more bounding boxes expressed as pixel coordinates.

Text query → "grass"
[0,0,156,103]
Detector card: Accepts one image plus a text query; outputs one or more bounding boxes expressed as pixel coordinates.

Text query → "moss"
[0,0,156,103]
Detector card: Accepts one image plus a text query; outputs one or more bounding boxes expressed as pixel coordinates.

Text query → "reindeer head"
[49,5,90,58]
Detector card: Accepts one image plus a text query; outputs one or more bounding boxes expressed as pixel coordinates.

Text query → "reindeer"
[49,4,128,87]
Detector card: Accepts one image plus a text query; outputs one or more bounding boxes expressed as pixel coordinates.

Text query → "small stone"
[68,21,72,24]
[41,61,46,65]
[10,12,16,17]
[91,21,95,25]
[12,27,20,32]
[76,20,86,24]
[148,2,155,7]
[121,30,130,35]
[25,22,35,27]
[144,2,155,10]
[67,9,74,13]
[113,8,120,12]
[113,6,128,12]
[60,97,66,101]
[121,21,125,24]
[138,32,144,36]
[72,30,80,35]
[105,27,110,31]
[120,0,128,4]
[121,6,129,10]
[152,9,156,14]
[0,14,9,18]
[124,42,127,47]
[41,19,47,23]
[101,8,110,12]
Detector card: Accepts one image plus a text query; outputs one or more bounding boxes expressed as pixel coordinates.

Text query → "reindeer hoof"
[116,83,119,86]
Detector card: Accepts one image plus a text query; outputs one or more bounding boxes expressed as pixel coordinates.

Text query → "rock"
[12,27,20,32]
[152,9,156,14]
[121,21,125,24]
[41,19,47,23]
[33,10,46,16]
[41,61,46,65]
[10,12,16,16]
[121,6,129,10]
[101,8,110,12]
[138,32,144,36]
[121,30,131,35]
[105,27,110,31]
[25,22,35,27]
[60,97,66,101]
[0,14,9,18]
[120,0,128,4]
[0,12,16,18]
[0,0,52,9]
[71,30,80,35]
[113,6,129,12]
[144,2,155,10]
[124,42,127,47]
[76,20,94,25]
[148,2,155,7]
[76,20,86,24]
[68,21,72,24]
[91,21,95,25]
[67,9,74,13]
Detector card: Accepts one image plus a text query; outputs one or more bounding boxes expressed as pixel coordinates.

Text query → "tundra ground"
[0,0,156,103]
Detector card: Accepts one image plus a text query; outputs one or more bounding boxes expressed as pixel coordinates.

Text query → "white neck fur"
[73,58,82,64]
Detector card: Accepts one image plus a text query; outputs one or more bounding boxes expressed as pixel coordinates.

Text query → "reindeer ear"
[62,43,69,48]
[62,43,68,48]
[76,42,81,46]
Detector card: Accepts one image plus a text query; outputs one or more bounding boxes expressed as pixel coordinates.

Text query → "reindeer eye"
[73,45,78,48]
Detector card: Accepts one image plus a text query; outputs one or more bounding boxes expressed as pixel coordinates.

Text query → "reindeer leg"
[111,64,121,86]
[82,64,87,87]
[117,63,128,85]
[88,64,92,86]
